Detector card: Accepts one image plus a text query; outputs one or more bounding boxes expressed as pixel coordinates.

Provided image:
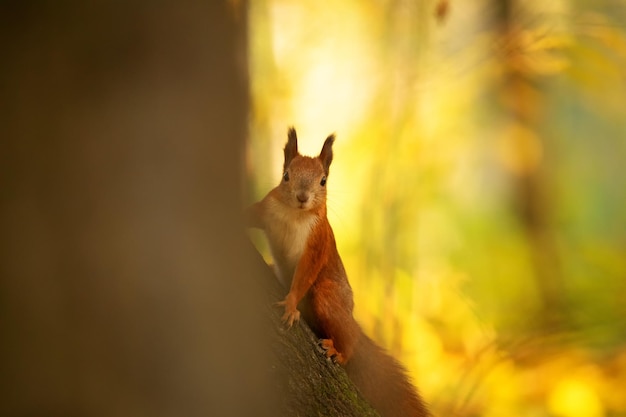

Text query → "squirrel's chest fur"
[263,195,318,286]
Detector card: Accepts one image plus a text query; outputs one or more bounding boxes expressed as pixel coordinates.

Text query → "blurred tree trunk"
[492,0,565,332]
[0,2,278,416]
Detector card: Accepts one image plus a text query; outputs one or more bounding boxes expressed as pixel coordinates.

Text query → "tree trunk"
[0,2,272,416]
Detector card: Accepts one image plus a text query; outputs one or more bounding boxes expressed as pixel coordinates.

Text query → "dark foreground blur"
[0,2,276,416]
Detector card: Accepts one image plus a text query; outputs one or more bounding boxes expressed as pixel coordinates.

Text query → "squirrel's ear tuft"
[284,127,299,171]
[319,133,335,175]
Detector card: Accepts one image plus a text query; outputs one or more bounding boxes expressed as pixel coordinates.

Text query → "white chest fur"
[263,196,318,286]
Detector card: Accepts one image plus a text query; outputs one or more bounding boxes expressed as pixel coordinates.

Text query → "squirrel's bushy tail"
[345,330,431,417]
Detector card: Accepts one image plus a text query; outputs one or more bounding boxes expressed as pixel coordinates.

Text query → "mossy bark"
[252,247,379,417]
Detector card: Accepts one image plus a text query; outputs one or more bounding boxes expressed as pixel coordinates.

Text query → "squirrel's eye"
[320,176,327,187]
[283,171,289,182]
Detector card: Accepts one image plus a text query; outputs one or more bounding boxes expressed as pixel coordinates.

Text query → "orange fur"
[248,127,430,417]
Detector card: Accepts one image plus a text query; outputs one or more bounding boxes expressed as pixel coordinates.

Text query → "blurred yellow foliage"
[248,0,626,415]
[548,377,603,417]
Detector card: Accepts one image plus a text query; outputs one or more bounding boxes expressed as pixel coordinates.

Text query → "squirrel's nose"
[296,192,309,203]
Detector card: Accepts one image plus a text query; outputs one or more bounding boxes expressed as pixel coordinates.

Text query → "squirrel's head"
[278,127,335,211]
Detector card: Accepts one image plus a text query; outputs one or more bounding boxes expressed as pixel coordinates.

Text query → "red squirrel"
[248,127,430,417]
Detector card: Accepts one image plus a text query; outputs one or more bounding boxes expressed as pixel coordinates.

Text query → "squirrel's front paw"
[281,308,300,328]
[274,296,300,328]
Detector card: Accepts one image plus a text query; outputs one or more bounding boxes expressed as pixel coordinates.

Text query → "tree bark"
[252,246,380,417]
